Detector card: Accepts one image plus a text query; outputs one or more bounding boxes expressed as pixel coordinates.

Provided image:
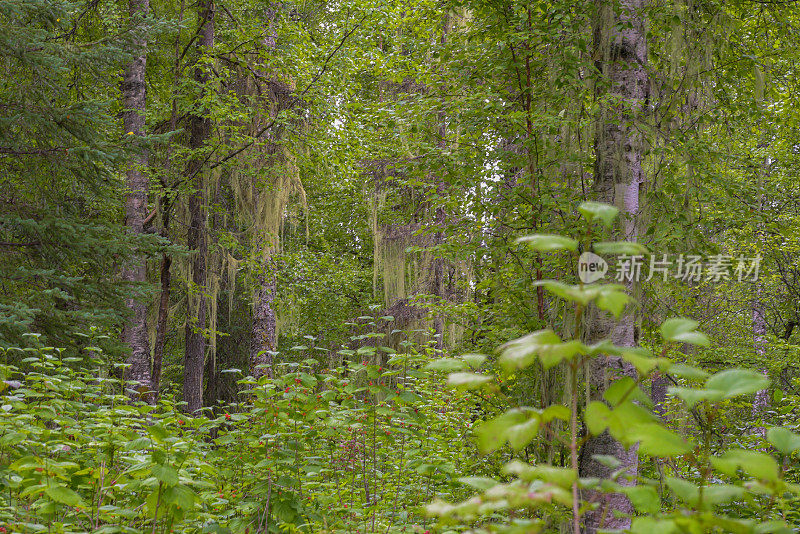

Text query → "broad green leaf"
[152,464,179,486]
[539,340,585,370]
[629,423,692,457]
[668,363,709,380]
[578,201,619,227]
[533,281,599,306]
[595,288,630,318]
[499,330,561,372]
[585,401,611,435]
[660,318,710,347]
[506,417,540,451]
[462,353,487,369]
[755,521,793,534]
[622,485,660,514]
[163,484,197,510]
[630,517,679,534]
[475,410,527,454]
[767,427,800,454]
[529,465,577,489]
[705,369,769,399]
[665,477,699,506]
[45,485,83,507]
[147,424,169,442]
[668,386,718,408]
[457,477,497,491]
[447,372,492,390]
[620,348,660,375]
[703,484,747,506]
[425,358,465,372]
[516,234,578,252]
[711,449,779,482]
[593,242,649,255]
[604,377,652,407]
[541,405,570,422]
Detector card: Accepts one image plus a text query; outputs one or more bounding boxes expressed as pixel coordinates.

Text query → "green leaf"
[585,401,611,435]
[705,369,769,399]
[462,354,487,369]
[703,484,747,506]
[593,242,649,255]
[447,372,492,390]
[767,427,800,454]
[506,417,540,451]
[539,340,585,370]
[475,411,527,454]
[516,234,578,252]
[147,424,169,442]
[45,485,83,507]
[498,330,562,372]
[595,287,630,318]
[660,318,710,346]
[711,449,779,482]
[665,477,699,506]
[152,464,179,486]
[529,465,577,488]
[667,363,709,380]
[425,358,465,372]
[620,348,660,375]
[163,484,197,510]
[629,423,692,457]
[534,281,599,306]
[541,404,570,422]
[622,485,660,514]
[457,477,498,491]
[578,201,619,227]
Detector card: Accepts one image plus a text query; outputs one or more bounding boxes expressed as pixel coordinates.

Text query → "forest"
[1,0,800,532]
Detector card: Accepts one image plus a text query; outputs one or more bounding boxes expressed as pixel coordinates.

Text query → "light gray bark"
[121,0,152,401]
[579,0,647,531]
[250,255,277,379]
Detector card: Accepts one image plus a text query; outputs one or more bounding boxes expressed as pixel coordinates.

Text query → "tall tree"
[579,0,647,530]
[121,0,153,399]
[184,0,215,413]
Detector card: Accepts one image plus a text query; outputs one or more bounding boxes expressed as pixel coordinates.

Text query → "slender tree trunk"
[250,252,277,379]
[752,155,769,433]
[121,0,152,401]
[431,13,451,351]
[248,8,279,380]
[579,0,647,531]
[183,0,214,413]
[151,0,185,400]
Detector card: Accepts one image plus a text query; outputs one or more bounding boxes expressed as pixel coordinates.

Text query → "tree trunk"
[752,154,769,432]
[250,255,277,379]
[183,0,214,413]
[121,0,152,401]
[248,8,280,380]
[579,0,647,531]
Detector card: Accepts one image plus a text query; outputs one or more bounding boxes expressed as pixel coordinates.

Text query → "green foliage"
[425,204,799,533]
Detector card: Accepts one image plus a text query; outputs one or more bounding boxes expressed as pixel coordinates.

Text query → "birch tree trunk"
[121,0,152,400]
[183,0,214,413]
[579,0,647,531]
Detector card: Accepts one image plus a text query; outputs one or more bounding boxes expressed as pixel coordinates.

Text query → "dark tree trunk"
[151,242,171,398]
[121,0,152,401]
[579,0,648,531]
[183,0,214,413]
